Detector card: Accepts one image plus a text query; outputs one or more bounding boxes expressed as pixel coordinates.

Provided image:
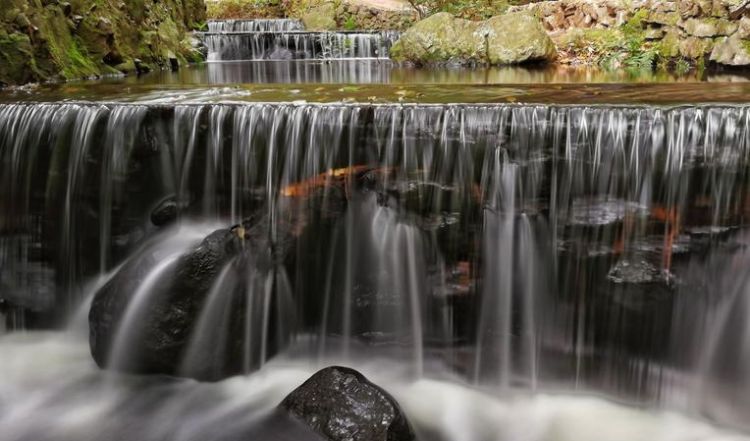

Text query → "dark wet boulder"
[280,366,415,441]
[150,196,179,226]
[89,207,312,381]
[89,227,245,378]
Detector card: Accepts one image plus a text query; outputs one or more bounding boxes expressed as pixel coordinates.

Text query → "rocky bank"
[0,0,206,86]
[510,0,750,69]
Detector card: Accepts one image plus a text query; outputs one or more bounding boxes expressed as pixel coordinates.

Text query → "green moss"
[623,9,648,35]
[207,0,283,20]
[60,41,100,78]
[657,32,680,58]
[0,32,43,84]
[0,0,207,85]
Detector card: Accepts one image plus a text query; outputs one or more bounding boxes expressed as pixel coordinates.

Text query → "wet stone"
[606,258,674,285]
[564,197,649,227]
[150,197,179,226]
[280,366,415,441]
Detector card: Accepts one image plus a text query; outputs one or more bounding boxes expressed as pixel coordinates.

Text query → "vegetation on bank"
[206,0,284,19]
[405,0,532,20]
[0,0,206,86]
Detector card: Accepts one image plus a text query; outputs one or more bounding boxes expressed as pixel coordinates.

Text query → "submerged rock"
[390,11,556,65]
[280,366,415,441]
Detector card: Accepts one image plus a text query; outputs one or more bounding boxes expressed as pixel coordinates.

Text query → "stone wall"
[510,0,750,67]
[0,0,206,86]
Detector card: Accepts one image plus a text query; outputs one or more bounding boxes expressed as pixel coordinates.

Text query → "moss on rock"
[0,0,206,86]
[301,2,337,30]
[390,11,556,65]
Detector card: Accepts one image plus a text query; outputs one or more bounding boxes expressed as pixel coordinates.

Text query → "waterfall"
[207,19,304,33]
[2,102,750,430]
[200,19,400,61]
[203,31,400,61]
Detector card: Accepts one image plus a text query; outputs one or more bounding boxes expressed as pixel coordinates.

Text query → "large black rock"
[89,227,245,378]
[280,366,416,441]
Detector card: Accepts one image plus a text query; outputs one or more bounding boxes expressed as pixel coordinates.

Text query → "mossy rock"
[302,2,337,31]
[480,12,557,65]
[0,32,42,84]
[0,0,207,85]
[390,13,485,64]
[710,33,750,65]
[679,36,715,58]
[682,17,737,37]
[390,11,556,65]
[647,11,681,26]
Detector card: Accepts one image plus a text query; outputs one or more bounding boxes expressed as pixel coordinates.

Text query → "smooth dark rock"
[150,197,179,226]
[280,366,415,441]
[89,228,244,377]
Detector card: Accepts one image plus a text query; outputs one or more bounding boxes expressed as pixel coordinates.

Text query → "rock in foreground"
[390,12,556,65]
[280,366,415,441]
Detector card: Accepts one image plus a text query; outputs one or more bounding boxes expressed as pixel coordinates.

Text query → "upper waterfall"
[201,19,400,61]
[207,18,304,33]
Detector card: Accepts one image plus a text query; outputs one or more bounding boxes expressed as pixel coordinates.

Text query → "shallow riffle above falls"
[1,100,750,439]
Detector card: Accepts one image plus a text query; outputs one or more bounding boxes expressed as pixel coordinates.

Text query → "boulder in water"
[89,227,245,378]
[150,196,179,226]
[390,11,556,65]
[280,366,415,441]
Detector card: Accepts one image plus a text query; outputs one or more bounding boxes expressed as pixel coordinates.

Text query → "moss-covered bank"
[0,0,206,86]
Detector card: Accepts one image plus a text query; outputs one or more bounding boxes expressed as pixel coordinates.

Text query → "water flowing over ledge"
[207,18,304,33]
[202,31,401,61]
[1,101,750,436]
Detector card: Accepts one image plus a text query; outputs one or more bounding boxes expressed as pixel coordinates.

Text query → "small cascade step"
[207,18,303,33]
[203,31,401,61]
[200,19,400,61]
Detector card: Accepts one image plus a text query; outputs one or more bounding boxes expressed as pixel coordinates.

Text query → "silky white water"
[0,328,747,441]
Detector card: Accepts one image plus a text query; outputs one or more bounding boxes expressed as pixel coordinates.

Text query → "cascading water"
[1,101,750,440]
[207,18,304,33]
[201,18,399,61]
[204,31,400,61]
